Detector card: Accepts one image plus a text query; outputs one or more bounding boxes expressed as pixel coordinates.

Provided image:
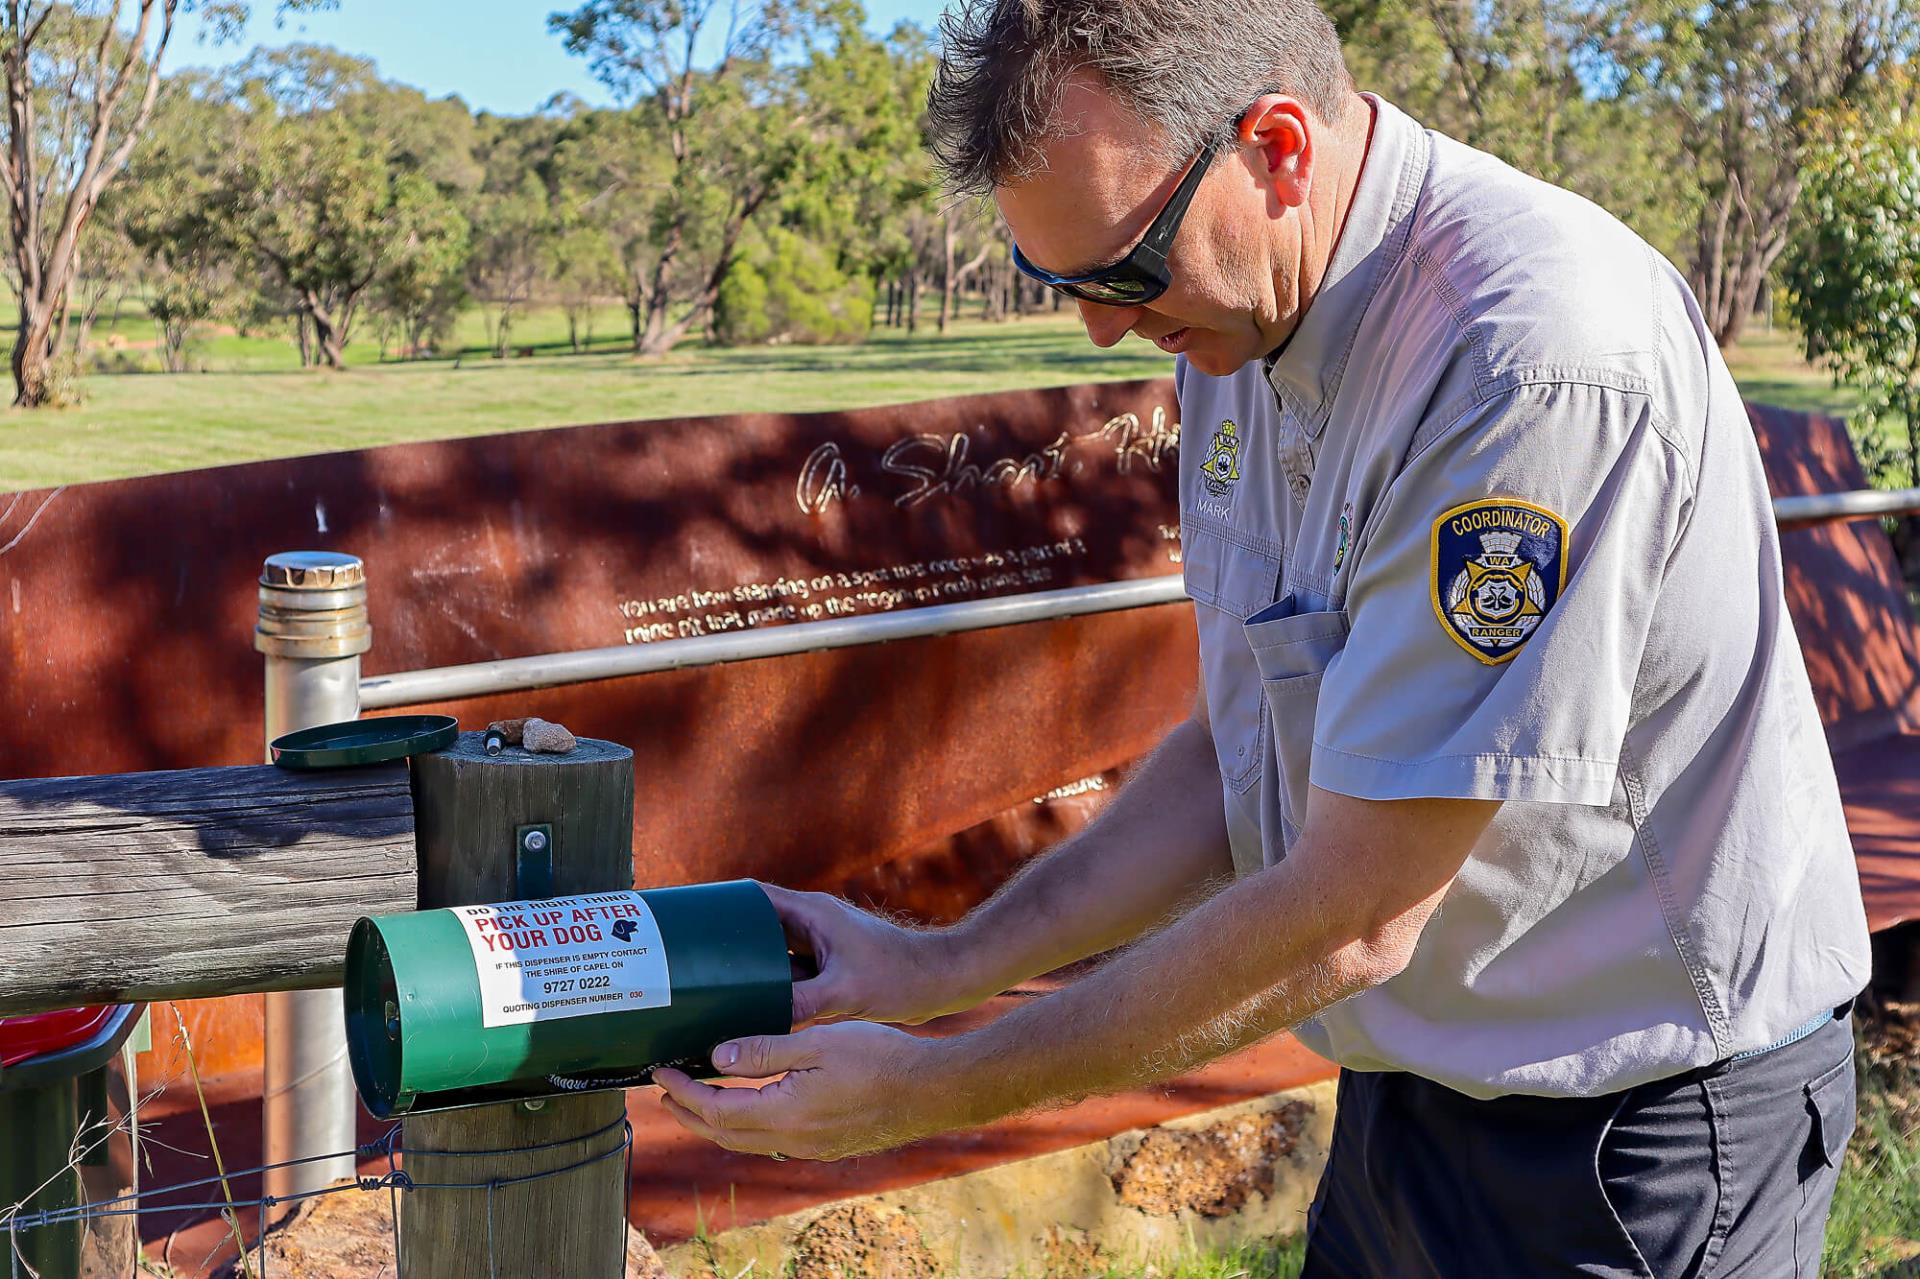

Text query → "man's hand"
[664,789,1496,1164]
[653,1023,962,1161]
[765,885,984,1026]
[759,715,1232,1035]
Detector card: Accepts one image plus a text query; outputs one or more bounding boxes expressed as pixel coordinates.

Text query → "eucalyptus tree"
[213,46,469,367]
[1326,0,1690,261]
[1654,0,1918,346]
[0,0,331,405]
[550,0,844,355]
[114,73,243,370]
[550,104,672,351]
[1786,92,1920,490]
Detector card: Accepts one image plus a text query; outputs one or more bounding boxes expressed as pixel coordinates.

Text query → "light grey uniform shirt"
[1178,95,1870,1099]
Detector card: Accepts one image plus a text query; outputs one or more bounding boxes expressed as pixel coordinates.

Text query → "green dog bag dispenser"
[344,878,791,1117]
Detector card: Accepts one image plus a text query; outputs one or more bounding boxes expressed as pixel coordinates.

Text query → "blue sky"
[170,0,950,116]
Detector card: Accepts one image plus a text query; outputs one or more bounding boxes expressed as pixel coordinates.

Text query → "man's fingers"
[653,1068,779,1127]
[658,1094,789,1158]
[758,883,829,957]
[713,1029,822,1078]
[789,975,849,1026]
[657,1092,729,1144]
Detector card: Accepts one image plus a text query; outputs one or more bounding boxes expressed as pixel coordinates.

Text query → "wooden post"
[400,732,635,1279]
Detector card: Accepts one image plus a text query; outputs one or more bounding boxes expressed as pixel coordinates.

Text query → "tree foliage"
[0,0,334,406]
[19,0,1920,395]
[114,73,237,370]
[1657,0,1917,346]
[548,0,887,355]
[212,46,469,367]
[1785,94,1920,489]
[1330,0,1919,344]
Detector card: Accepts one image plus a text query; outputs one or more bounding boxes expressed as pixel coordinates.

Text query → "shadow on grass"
[1740,379,1861,419]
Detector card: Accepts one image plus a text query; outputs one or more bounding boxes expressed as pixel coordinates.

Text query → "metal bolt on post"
[255,551,372,1201]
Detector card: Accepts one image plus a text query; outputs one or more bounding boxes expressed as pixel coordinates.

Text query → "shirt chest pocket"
[1185,528,1283,793]
[1244,597,1350,838]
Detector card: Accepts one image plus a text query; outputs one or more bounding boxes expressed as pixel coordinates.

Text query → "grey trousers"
[1300,1009,1857,1278]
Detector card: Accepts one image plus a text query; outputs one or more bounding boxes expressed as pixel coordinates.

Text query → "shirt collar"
[1265,94,1429,428]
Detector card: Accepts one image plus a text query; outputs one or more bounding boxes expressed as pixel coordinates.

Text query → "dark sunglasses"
[1011,130,1229,307]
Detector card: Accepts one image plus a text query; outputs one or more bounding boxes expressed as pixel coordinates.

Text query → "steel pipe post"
[0,1081,83,1278]
[255,552,371,1201]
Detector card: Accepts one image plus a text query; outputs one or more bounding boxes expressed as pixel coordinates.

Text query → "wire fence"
[3,1114,635,1279]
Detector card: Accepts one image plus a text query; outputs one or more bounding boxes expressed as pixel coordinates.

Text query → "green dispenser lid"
[270,714,459,770]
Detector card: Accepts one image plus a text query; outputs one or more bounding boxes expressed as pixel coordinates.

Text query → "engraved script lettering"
[1094,406,1181,474]
[792,403,1180,517]
[881,430,1072,510]
[796,442,855,514]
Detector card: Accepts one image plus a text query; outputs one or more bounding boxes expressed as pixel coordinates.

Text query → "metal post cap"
[261,551,365,591]
[257,551,371,659]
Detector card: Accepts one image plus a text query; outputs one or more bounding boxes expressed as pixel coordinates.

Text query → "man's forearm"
[941,848,1386,1126]
[937,793,1495,1127]
[935,715,1233,1003]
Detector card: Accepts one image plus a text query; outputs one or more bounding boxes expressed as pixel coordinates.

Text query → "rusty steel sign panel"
[0,380,1193,901]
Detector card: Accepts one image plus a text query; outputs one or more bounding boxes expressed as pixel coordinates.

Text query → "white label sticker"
[454,891,671,1028]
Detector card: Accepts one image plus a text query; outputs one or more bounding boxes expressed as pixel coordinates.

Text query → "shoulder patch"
[1429,498,1568,665]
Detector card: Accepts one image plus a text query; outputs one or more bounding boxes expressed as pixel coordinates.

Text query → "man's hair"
[927,0,1354,196]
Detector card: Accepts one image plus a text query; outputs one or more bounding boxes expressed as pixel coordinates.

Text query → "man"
[654,0,1873,1271]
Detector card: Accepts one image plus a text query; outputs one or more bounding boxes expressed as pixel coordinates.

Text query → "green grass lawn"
[0,304,1862,492]
[0,309,1173,490]
[1721,326,1862,419]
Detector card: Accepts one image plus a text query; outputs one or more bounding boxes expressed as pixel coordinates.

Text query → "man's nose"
[1077,299,1144,348]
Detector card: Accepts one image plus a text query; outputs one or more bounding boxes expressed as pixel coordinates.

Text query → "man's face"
[995,77,1299,377]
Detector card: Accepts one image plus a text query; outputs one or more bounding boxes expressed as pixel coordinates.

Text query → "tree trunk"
[296,312,312,367]
[307,296,348,370]
[163,322,188,374]
[10,296,53,406]
[943,231,991,338]
[1907,389,1919,494]
[637,218,688,356]
[638,191,768,358]
[941,218,955,335]
[492,305,514,359]
[906,267,919,334]
[315,322,345,369]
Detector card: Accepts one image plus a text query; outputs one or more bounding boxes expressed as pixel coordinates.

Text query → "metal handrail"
[1773,487,1920,530]
[357,574,1191,709]
[358,487,1920,709]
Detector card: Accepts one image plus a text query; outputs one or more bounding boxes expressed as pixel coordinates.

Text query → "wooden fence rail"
[0,762,414,1016]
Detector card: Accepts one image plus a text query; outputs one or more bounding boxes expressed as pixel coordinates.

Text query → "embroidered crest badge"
[1430,498,1568,665]
[1200,419,1242,496]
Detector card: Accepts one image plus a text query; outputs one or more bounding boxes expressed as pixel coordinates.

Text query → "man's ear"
[1237,94,1314,210]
